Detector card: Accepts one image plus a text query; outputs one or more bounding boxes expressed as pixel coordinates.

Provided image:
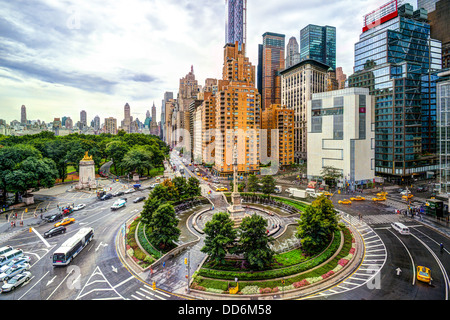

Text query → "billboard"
[363,0,399,33]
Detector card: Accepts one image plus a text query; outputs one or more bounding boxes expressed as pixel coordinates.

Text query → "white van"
[0,249,24,266]
[391,222,410,235]
[0,246,13,256]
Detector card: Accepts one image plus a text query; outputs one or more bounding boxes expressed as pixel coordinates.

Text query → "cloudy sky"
[0,0,417,125]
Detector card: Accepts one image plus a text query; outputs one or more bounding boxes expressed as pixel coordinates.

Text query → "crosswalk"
[130,284,171,300]
[303,220,387,299]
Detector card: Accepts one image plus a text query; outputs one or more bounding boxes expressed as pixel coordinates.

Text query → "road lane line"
[18,271,49,300]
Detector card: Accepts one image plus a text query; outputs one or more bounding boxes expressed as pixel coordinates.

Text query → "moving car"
[73,204,86,211]
[216,186,228,192]
[100,193,113,201]
[338,199,352,205]
[0,263,30,281]
[372,197,386,202]
[0,256,31,273]
[44,226,67,238]
[133,196,146,203]
[44,213,63,223]
[350,196,365,201]
[113,191,124,197]
[402,194,414,200]
[1,271,32,293]
[417,266,432,284]
[124,188,136,194]
[323,191,333,197]
[54,217,75,228]
[111,199,127,210]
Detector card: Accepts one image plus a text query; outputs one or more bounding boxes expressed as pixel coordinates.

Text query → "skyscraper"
[300,24,336,71]
[418,0,439,12]
[20,105,27,125]
[225,0,247,50]
[286,37,300,68]
[348,1,442,180]
[80,110,87,128]
[261,32,285,110]
[427,0,450,69]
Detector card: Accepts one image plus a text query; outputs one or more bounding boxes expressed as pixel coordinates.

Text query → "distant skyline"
[0,0,417,124]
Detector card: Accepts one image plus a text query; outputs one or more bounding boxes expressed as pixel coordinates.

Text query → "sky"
[0,0,417,125]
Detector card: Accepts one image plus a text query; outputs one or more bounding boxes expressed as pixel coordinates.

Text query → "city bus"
[52,228,94,266]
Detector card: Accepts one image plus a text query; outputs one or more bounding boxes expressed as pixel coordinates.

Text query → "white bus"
[52,228,94,266]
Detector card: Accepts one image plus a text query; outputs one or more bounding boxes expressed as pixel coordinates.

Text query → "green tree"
[121,145,154,177]
[105,141,130,175]
[148,204,180,251]
[141,197,161,224]
[172,176,187,198]
[247,174,259,194]
[237,214,274,270]
[201,212,237,265]
[186,177,201,198]
[295,195,339,254]
[260,175,276,196]
[320,166,343,187]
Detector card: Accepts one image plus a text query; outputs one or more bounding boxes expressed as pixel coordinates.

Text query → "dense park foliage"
[0,131,169,204]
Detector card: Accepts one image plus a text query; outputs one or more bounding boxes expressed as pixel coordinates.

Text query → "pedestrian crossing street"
[362,213,408,225]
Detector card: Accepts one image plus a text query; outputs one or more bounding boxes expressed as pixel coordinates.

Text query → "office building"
[261,32,285,110]
[348,1,442,180]
[336,67,347,89]
[428,0,450,69]
[161,92,173,141]
[286,37,300,69]
[307,88,375,189]
[20,105,27,125]
[225,0,247,49]
[418,0,439,12]
[437,70,450,193]
[300,24,336,71]
[280,59,330,162]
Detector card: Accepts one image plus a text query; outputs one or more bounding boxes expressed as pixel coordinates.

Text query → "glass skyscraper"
[349,1,442,181]
[300,24,336,71]
[225,0,246,49]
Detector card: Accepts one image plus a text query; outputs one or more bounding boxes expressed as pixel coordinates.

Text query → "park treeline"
[0,131,169,203]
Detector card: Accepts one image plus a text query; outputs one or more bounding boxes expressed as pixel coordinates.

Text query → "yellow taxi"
[416,266,431,284]
[372,197,386,202]
[54,217,75,228]
[338,199,352,205]
[402,194,414,200]
[350,196,365,201]
[377,192,388,197]
[216,187,228,192]
[203,177,208,181]
[323,192,333,197]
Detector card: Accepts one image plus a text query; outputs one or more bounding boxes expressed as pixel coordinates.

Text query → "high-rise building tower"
[225,0,247,50]
[213,41,261,177]
[300,24,336,71]
[348,1,442,179]
[286,37,300,68]
[418,0,439,12]
[151,102,157,124]
[427,0,450,69]
[261,32,285,110]
[20,105,27,125]
[80,110,87,128]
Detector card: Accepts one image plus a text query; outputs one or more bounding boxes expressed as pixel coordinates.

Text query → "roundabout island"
[118,175,367,300]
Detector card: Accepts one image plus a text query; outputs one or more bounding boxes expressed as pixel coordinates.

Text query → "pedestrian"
[5,213,8,221]
[440,243,444,253]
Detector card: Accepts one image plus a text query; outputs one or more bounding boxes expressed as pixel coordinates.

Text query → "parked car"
[43,226,67,238]
[44,213,62,223]
[73,204,86,211]
[0,256,31,273]
[1,271,32,293]
[113,191,124,197]
[100,193,113,201]
[0,263,30,281]
[133,197,146,203]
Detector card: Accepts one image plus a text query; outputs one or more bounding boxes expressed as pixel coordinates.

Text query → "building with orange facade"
[213,41,261,177]
[261,104,294,167]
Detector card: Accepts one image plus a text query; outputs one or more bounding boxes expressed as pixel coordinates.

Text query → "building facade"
[437,70,450,193]
[280,59,330,162]
[225,0,246,49]
[286,37,300,69]
[261,32,285,110]
[261,104,294,167]
[300,24,336,71]
[20,105,27,125]
[307,88,375,189]
[428,0,450,69]
[348,1,442,180]
[213,42,261,177]
[104,117,117,135]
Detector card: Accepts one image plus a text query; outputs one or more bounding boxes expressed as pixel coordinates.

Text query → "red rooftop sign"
[363,0,399,33]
